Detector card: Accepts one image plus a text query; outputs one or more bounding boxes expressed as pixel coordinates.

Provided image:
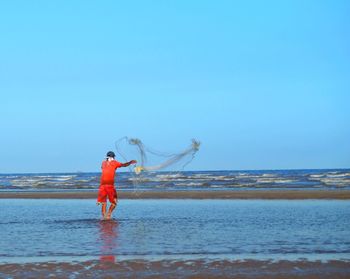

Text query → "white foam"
[190,174,234,181]
[175,182,205,186]
[310,174,324,178]
[318,178,350,186]
[327,173,350,178]
[256,178,296,184]
[262,174,277,177]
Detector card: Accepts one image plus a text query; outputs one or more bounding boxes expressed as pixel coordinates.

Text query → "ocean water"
[1,199,349,263]
[0,169,350,191]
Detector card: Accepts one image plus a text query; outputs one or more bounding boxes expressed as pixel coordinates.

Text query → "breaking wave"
[0,169,349,191]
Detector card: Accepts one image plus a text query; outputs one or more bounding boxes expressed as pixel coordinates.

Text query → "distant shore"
[1,190,350,199]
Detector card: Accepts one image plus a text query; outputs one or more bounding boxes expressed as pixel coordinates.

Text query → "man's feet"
[105,201,116,220]
[99,202,115,220]
[101,213,112,220]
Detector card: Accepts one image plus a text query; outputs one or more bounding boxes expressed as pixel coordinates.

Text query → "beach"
[2,0,349,276]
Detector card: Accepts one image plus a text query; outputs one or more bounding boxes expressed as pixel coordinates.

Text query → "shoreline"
[1,190,350,199]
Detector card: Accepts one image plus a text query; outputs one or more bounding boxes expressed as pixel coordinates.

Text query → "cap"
[106,151,115,158]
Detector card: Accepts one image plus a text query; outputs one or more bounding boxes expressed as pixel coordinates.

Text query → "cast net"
[114,137,200,193]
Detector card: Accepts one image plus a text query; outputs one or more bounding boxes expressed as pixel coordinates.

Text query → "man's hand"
[130,160,137,164]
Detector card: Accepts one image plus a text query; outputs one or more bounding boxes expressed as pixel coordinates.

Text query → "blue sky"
[0,0,349,173]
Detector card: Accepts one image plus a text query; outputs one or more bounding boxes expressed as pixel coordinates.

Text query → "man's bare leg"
[106,199,117,220]
[101,202,107,219]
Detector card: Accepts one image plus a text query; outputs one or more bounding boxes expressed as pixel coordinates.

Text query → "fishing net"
[114,137,200,193]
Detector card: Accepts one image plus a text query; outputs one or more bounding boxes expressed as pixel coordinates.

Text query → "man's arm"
[121,160,137,167]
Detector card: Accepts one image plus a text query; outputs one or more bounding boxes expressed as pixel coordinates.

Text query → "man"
[97,151,137,220]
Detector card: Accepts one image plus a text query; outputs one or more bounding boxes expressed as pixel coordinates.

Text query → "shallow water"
[0,199,349,264]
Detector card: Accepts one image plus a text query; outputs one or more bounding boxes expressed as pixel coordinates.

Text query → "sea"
[0,199,349,277]
[0,168,350,192]
[1,198,350,261]
[1,169,350,277]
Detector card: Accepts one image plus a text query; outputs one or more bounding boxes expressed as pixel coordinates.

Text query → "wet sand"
[0,259,349,278]
[1,190,350,199]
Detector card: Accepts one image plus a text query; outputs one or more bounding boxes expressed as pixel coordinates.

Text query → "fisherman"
[97,151,136,220]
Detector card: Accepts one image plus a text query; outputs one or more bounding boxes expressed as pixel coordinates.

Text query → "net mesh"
[114,137,200,193]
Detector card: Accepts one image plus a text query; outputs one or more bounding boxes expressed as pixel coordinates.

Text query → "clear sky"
[0,0,349,173]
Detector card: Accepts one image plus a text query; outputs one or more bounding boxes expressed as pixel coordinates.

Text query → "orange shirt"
[100,160,123,185]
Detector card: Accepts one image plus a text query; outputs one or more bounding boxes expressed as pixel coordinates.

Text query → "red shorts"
[97,185,117,204]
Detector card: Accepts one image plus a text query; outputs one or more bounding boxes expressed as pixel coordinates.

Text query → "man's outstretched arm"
[121,160,137,167]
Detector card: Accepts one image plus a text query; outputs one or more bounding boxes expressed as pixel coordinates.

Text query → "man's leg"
[106,199,117,220]
[101,202,107,219]
[97,185,108,219]
[105,186,118,220]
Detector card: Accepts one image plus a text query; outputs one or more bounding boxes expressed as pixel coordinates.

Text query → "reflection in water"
[99,220,119,263]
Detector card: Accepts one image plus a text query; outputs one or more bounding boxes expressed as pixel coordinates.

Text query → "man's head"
[106,151,115,158]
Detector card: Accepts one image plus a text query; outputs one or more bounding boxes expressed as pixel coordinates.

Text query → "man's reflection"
[99,219,119,263]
